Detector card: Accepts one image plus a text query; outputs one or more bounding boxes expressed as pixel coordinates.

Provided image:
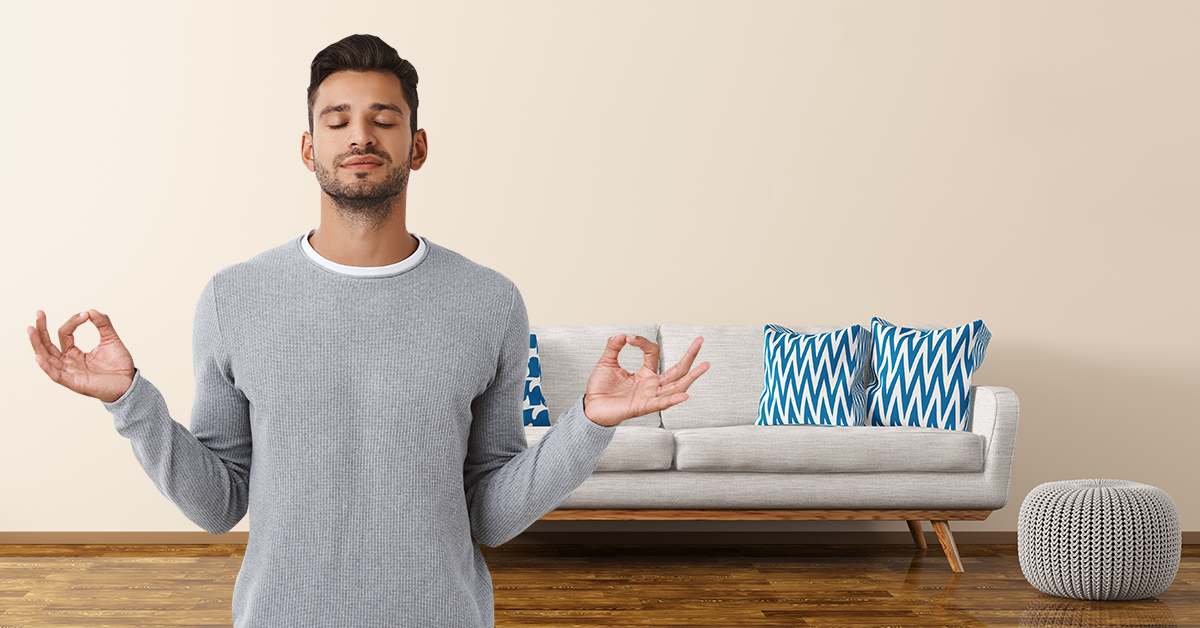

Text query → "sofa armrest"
[968,386,1021,508]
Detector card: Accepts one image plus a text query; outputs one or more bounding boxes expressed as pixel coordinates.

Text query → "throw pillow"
[865,317,991,430]
[756,324,871,426]
[523,333,551,426]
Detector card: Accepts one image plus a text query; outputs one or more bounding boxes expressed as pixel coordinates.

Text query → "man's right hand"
[28,309,137,404]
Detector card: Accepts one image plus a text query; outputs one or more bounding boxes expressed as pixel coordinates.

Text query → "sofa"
[524,323,1021,573]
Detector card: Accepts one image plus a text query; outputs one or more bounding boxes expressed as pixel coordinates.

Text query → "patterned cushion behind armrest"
[523,333,551,426]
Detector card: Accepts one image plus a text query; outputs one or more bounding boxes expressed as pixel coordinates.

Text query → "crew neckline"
[299,228,428,278]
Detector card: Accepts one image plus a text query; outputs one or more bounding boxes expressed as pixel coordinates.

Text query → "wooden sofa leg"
[906,520,927,549]
[931,520,964,573]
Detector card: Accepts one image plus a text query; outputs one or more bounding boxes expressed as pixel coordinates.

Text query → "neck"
[309,188,418,267]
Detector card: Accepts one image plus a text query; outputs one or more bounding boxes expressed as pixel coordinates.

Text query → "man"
[27,34,709,627]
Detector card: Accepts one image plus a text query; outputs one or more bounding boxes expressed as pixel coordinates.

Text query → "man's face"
[302,70,426,223]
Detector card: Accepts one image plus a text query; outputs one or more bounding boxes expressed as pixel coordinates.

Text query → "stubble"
[314,147,412,231]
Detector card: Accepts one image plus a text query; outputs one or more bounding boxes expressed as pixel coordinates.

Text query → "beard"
[313,147,411,230]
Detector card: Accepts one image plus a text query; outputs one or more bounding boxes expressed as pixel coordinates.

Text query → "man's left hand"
[581,334,709,427]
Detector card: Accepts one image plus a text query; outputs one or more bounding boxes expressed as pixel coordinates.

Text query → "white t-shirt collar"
[301,228,427,277]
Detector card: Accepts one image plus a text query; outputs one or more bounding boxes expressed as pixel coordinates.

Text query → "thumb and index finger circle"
[57,309,118,354]
[626,335,660,374]
[598,333,640,368]
[57,310,91,354]
[614,334,660,374]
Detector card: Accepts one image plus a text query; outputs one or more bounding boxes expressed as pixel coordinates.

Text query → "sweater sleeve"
[463,283,615,547]
[101,276,252,534]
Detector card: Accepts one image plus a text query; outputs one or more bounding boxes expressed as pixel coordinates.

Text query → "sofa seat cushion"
[526,425,674,471]
[672,425,986,473]
[557,470,1008,510]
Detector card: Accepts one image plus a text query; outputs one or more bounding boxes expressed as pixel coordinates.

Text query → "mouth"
[340,157,385,170]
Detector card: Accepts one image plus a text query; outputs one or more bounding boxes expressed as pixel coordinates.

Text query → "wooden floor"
[0,544,1196,627]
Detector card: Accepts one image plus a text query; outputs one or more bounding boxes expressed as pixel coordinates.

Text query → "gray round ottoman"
[1018,479,1181,600]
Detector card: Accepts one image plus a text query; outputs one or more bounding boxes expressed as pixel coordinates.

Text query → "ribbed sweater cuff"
[101,368,165,433]
[101,367,143,407]
[557,394,617,451]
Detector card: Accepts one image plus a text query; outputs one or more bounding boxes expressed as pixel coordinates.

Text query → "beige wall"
[2,1,1196,538]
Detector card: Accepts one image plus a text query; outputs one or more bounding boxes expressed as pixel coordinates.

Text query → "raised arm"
[30,277,252,534]
[462,284,709,547]
[462,285,616,547]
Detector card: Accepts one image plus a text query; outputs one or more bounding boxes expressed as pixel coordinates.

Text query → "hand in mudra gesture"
[27,309,137,404]
[582,334,709,427]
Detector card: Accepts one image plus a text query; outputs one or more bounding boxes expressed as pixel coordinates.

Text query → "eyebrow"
[319,103,405,118]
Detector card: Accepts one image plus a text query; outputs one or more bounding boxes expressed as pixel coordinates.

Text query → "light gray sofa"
[525,323,1021,573]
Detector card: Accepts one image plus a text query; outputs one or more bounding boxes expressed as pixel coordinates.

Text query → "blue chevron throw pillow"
[756,324,871,426]
[523,334,551,426]
[865,317,991,430]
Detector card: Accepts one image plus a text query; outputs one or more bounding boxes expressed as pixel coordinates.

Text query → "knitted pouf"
[1018,479,1181,601]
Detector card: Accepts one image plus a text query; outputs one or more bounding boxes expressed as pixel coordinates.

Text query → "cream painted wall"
[2,1,1196,537]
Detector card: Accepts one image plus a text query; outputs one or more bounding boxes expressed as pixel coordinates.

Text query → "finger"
[661,336,704,384]
[57,311,88,356]
[32,352,63,382]
[624,335,660,373]
[596,334,626,367]
[659,361,710,396]
[645,392,690,415]
[89,309,120,342]
[31,351,52,379]
[34,310,62,360]
[28,326,57,375]
[27,327,63,382]
[28,322,49,361]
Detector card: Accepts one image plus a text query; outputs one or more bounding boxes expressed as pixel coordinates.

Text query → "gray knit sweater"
[101,232,616,627]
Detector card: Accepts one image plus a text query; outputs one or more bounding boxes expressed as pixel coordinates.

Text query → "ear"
[301,131,315,172]
[410,128,428,171]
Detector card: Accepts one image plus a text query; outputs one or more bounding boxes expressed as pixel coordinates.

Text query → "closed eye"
[328,122,394,129]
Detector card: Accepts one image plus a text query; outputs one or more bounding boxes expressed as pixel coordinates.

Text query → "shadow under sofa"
[525,323,1021,573]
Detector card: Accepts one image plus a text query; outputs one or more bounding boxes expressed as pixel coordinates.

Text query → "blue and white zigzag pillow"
[523,333,551,426]
[865,317,991,430]
[756,324,871,426]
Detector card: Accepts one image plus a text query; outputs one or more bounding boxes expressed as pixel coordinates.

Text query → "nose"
[347,120,376,149]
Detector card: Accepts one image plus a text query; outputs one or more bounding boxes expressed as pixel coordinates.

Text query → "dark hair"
[307,34,419,137]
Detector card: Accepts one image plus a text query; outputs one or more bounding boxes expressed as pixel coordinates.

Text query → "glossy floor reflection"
[890,551,1188,627]
[1020,596,1177,627]
[0,544,1195,627]
[481,544,1199,627]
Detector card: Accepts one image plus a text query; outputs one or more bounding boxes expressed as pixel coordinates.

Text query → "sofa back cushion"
[658,323,845,430]
[530,324,662,427]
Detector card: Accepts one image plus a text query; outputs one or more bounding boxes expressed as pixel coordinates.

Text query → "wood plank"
[0,531,250,544]
[539,509,993,521]
[2,544,1195,627]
